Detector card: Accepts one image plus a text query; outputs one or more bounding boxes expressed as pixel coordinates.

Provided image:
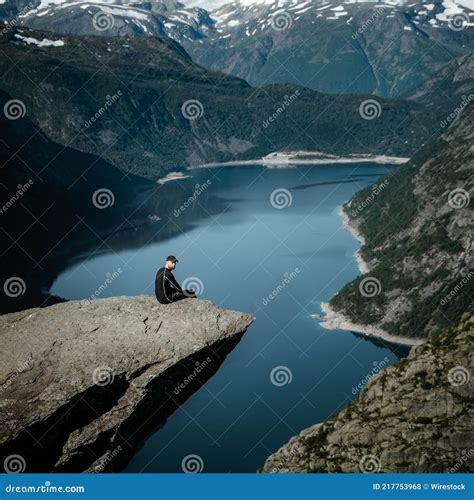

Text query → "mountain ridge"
[3,0,473,98]
[0,26,437,180]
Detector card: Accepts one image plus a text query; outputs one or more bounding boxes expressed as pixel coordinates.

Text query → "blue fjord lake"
[50,163,409,472]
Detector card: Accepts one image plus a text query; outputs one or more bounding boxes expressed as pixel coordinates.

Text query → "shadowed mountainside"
[0,27,437,180]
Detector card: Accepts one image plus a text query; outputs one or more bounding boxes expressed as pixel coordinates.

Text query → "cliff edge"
[0,296,254,472]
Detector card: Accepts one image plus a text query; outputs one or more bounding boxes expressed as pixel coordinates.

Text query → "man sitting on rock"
[155,255,196,304]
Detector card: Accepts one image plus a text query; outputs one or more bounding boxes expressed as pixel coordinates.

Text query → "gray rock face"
[0,296,254,472]
[261,312,473,473]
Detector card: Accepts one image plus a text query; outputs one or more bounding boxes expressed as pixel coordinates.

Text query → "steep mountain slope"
[0,27,436,179]
[1,0,214,38]
[3,0,473,97]
[261,103,473,474]
[328,102,473,340]
[261,310,473,473]
[405,52,474,118]
[0,88,154,314]
[179,0,474,98]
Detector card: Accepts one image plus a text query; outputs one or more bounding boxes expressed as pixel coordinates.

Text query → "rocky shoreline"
[315,205,423,347]
[261,312,473,473]
[318,302,424,347]
[337,205,369,274]
[192,152,409,169]
[0,296,254,472]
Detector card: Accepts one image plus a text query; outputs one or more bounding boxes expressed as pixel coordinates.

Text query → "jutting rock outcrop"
[0,296,254,472]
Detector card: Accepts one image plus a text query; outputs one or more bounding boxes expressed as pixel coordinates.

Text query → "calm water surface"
[51,164,408,472]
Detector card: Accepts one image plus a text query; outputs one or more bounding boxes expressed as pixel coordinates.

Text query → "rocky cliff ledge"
[0,296,254,472]
[261,312,473,473]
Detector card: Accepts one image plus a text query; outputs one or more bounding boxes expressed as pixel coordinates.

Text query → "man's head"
[165,255,179,270]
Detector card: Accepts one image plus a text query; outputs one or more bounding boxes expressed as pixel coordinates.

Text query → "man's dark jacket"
[155,267,185,304]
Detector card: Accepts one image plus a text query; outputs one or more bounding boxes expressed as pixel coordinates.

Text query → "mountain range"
[0,0,472,477]
[0,1,472,317]
[0,26,438,180]
[4,0,473,98]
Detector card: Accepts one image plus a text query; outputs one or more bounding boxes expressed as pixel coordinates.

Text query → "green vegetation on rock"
[330,103,473,339]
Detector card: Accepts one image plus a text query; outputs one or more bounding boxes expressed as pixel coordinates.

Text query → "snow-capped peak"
[186,0,474,11]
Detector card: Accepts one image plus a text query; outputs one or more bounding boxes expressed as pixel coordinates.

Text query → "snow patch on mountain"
[204,0,473,34]
[14,33,65,46]
[8,0,473,69]
[187,0,473,9]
